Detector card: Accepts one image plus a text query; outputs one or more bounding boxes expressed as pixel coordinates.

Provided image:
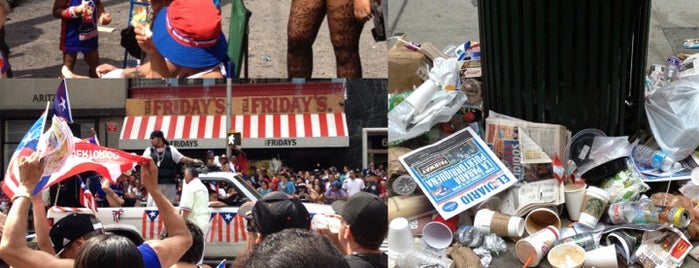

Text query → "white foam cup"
[515,225,560,267]
[583,245,618,268]
[578,186,611,229]
[547,243,585,268]
[564,183,587,221]
[524,208,561,235]
[387,217,415,259]
[421,221,453,249]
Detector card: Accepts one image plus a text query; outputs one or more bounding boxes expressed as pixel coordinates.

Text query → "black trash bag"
[121,26,143,60]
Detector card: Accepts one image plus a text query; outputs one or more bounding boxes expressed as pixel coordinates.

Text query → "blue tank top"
[138,243,162,268]
[60,0,98,53]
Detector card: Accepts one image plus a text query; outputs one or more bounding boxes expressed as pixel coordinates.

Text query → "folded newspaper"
[635,225,693,268]
[496,178,565,217]
[485,112,570,182]
[399,127,518,220]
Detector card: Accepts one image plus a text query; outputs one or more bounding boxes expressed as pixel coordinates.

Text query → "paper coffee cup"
[547,243,585,268]
[421,221,453,249]
[404,79,438,114]
[388,217,415,259]
[584,245,618,268]
[564,183,587,221]
[516,225,560,267]
[474,209,524,237]
[525,208,561,235]
[578,186,611,229]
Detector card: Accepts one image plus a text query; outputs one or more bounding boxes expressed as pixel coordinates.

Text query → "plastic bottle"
[631,144,682,171]
[665,56,681,83]
[607,198,691,228]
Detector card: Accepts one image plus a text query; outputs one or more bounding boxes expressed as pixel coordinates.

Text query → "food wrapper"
[600,168,649,203]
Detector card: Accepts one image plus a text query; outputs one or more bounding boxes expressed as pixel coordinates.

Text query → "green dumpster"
[477,0,652,136]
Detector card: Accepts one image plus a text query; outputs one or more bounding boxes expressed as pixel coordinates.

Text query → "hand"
[96,64,117,77]
[134,24,156,54]
[353,0,372,22]
[100,177,112,192]
[17,152,44,194]
[99,12,111,25]
[140,157,159,192]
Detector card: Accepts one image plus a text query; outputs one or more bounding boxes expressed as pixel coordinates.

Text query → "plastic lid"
[668,56,681,67]
[508,217,525,237]
[585,186,611,202]
[564,128,607,166]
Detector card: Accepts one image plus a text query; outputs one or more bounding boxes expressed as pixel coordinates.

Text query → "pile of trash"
[387,39,699,267]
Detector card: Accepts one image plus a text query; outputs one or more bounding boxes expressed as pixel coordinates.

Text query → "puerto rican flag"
[77,175,98,213]
[142,210,164,239]
[53,79,72,123]
[207,212,246,243]
[2,104,48,197]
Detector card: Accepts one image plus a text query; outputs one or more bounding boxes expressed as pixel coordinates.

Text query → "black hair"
[158,220,204,264]
[245,229,349,268]
[74,233,144,268]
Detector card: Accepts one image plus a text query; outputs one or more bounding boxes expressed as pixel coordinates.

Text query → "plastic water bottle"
[631,144,681,171]
[665,56,681,83]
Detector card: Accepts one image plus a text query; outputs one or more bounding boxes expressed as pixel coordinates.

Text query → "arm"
[95,0,110,25]
[0,153,74,268]
[101,178,125,207]
[140,158,192,267]
[52,0,83,20]
[30,194,55,255]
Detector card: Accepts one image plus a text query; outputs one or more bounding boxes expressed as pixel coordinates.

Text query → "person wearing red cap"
[287,0,373,78]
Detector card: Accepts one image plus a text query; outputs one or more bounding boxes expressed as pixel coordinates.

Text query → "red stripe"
[303,114,312,138]
[319,114,329,137]
[142,212,147,238]
[288,115,297,138]
[273,114,281,138]
[226,218,231,242]
[217,215,223,242]
[334,113,346,136]
[157,217,163,238]
[122,116,135,140]
[212,115,222,138]
[257,115,265,139]
[153,116,164,133]
[137,116,149,140]
[197,116,207,138]
[234,215,240,242]
[208,215,217,242]
[243,115,250,138]
[182,116,193,139]
[167,116,178,140]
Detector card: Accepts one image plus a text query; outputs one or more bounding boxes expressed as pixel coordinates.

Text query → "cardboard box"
[388,43,426,94]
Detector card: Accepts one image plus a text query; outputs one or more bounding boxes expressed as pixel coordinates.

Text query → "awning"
[119,113,349,150]
[230,113,349,148]
[119,115,227,150]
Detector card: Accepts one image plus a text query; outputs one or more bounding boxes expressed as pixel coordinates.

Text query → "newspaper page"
[635,226,693,268]
[485,114,571,182]
[497,179,565,217]
[399,127,518,220]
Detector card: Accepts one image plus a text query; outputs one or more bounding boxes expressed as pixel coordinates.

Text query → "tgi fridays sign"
[126,95,345,115]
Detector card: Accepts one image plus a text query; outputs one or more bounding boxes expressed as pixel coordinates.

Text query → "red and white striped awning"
[119,113,349,150]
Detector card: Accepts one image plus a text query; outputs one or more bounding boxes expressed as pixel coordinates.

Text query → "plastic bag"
[645,75,699,161]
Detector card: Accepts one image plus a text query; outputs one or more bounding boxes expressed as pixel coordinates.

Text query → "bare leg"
[63,52,78,72]
[83,49,100,78]
[287,0,326,78]
[327,0,364,78]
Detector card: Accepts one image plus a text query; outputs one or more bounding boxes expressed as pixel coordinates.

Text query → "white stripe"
[162,116,172,138]
[264,114,274,138]
[217,116,226,138]
[189,116,200,138]
[204,116,214,138]
[145,116,157,139]
[234,115,244,136]
[326,113,338,137]
[249,115,258,138]
[280,114,289,138]
[341,113,349,137]
[295,114,305,137]
[310,114,321,137]
[131,116,143,140]
[173,116,185,139]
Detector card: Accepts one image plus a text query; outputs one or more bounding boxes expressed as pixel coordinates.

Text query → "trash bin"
[477,0,652,136]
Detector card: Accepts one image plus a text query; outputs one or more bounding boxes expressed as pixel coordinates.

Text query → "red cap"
[166,0,221,48]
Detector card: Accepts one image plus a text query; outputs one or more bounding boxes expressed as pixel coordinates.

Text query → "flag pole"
[226,78,231,158]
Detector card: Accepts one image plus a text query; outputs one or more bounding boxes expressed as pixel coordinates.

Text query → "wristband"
[11,192,31,203]
[63,6,79,19]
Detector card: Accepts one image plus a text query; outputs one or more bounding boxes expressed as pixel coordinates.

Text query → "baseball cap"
[331,192,388,244]
[49,213,104,256]
[252,192,310,237]
[152,0,229,69]
[150,130,169,145]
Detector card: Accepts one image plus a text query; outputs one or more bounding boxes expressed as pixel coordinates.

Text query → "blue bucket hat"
[152,0,228,69]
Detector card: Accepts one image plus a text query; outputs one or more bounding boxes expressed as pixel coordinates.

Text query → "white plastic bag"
[645,75,699,161]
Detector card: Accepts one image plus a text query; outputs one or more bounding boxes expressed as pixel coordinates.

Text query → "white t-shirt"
[345,178,365,197]
[142,145,184,164]
[180,178,211,234]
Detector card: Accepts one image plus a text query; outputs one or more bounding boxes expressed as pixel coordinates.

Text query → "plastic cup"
[433,214,459,232]
[516,225,560,267]
[578,186,611,229]
[583,245,618,268]
[525,208,561,235]
[547,243,585,268]
[564,183,587,221]
[474,208,525,237]
[421,221,453,249]
[396,241,453,268]
[387,217,415,259]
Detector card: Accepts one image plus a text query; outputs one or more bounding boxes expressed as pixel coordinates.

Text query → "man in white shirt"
[342,169,364,197]
[179,166,211,265]
[143,130,202,205]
